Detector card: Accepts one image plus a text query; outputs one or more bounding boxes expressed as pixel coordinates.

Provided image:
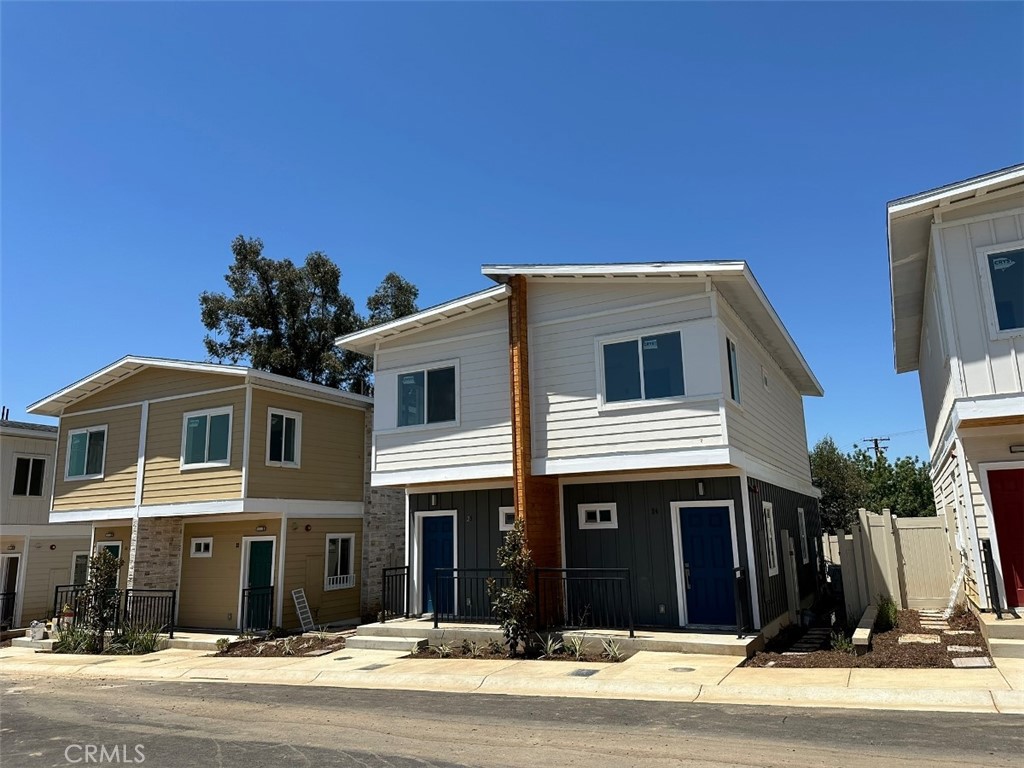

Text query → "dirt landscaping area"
[746,607,990,668]
[214,633,348,658]
[408,637,627,663]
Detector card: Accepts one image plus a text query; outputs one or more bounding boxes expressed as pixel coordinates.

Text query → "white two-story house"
[888,164,1024,614]
[337,262,823,639]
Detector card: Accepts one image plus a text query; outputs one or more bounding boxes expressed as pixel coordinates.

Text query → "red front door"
[989,468,1024,608]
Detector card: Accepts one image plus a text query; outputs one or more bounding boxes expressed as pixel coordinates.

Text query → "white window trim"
[180,406,233,470]
[577,503,618,530]
[265,407,302,468]
[10,453,47,498]
[394,359,461,431]
[797,508,809,565]
[763,501,779,577]
[64,425,108,481]
[70,551,90,584]
[726,338,741,404]
[976,240,1024,341]
[498,506,516,532]
[190,536,214,558]
[595,326,686,411]
[324,533,356,591]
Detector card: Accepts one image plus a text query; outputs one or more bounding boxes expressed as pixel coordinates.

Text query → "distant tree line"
[810,436,934,533]
[200,235,419,394]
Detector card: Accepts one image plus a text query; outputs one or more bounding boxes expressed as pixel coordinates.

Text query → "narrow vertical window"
[726,338,740,403]
[763,502,779,576]
[797,508,809,565]
[267,409,301,467]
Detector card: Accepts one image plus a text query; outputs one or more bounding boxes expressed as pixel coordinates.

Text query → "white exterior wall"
[933,204,1024,408]
[1,431,57,526]
[527,280,725,469]
[917,259,958,448]
[372,303,512,483]
[717,299,813,485]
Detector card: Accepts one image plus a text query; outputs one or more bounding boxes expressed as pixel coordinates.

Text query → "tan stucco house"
[0,419,92,628]
[27,356,403,632]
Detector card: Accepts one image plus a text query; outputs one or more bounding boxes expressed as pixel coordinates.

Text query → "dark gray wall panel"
[408,487,514,571]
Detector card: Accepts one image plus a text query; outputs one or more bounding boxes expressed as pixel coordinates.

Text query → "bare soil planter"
[746,608,990,669]
[408,644,626,664]
[214,635,347,658]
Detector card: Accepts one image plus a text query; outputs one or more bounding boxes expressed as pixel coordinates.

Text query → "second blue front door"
[679,505,736,627]
[420,515,454,615]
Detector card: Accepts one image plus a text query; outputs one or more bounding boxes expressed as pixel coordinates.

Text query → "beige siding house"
[0,420,92,628]
[28,356,403,632]
[888,164,1024,613]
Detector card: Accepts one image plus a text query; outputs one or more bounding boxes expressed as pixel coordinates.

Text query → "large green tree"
[810,436,934,532]
[200,236,418,392]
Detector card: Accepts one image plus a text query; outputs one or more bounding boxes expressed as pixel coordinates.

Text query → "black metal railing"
[433,568,507,627]
[981,539,1006,620]
[380,565,409,623]
[733,566,751,638]
[241,586,274,633]
[52,585,122,629]
[535,568,635,637]
[0,591,15,629]
[124,589,176,638]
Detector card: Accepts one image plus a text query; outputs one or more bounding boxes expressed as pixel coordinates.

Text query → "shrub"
[601,638,623,662]
[53,623,95,655]
[830,630,854,654]
[875,594,898,632]
[215,637,231,653]
[432,642,453,658]
[536,632,563,659]
[565,633,587,661]
[281,636,298,656]
[487,517,535,657]
[108,623,162,655]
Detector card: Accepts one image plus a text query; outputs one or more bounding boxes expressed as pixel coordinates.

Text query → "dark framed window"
[397,365,457,427]
[602,331,684,404]
[12,456,45,496]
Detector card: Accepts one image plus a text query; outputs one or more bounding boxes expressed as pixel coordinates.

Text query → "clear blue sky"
[3,2,1022,462]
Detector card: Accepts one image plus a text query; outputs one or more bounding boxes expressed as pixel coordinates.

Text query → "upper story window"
[181,407,232,469]
[600,330,684,405]
[66,426,107,480]
[726,338,740,403]
[979,245,1024,338]
[267,408,301,468]
[12,456,46,496]
[397,364,457,427]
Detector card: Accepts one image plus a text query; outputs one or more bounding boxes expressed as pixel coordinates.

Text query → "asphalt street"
[2,674,1021,767]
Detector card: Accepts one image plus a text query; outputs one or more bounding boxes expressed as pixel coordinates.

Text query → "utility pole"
[862,436,890,460]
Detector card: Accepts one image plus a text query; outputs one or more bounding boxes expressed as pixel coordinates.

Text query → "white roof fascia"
[887,164,1024,219]
[0,424,58,440]
[334,284,509,353]
[246,369,373,406]
[482,262,747,279]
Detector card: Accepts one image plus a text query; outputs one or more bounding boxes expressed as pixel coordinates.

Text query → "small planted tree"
[488,517,534,657]
[83,549,123,654]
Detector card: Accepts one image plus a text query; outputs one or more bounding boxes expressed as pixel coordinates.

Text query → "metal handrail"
[381,565,409,623]
[241,585,274,633]
[432,568,507,628]
[535,567,634,637]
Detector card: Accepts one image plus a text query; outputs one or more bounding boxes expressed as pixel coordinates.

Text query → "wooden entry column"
[507,275,561,569]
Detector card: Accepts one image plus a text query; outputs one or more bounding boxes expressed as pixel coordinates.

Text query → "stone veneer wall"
[127,515,183,590]
[360,407,406,618]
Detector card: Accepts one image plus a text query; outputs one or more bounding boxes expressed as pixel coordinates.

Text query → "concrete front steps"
[352,619,761,657]
[977,611,1024,659]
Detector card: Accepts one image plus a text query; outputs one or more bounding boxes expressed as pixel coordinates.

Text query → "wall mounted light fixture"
[255,525,267,533]
[1010,444,1024,454]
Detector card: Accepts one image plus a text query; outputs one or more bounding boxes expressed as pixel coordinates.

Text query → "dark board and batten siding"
[408,488,514,571]
[562,476,750,629]
[746,477,821,627]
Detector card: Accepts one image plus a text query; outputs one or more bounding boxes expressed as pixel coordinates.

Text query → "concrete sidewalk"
[2,645,1022,715]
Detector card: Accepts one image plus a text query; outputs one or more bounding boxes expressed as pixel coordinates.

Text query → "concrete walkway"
[2,645,1022,715]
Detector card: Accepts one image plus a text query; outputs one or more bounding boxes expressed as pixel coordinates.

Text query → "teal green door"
[244,540,274,631]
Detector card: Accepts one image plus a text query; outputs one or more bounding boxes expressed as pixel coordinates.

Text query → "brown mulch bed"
[214,634,347,658]
[746,609,988,669]
[409,640,626,663]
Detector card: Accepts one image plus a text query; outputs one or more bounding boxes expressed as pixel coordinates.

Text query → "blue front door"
[420,515,454,615]
[679,506,736,627]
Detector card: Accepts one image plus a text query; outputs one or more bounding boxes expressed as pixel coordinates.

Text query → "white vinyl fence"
[822,508,954,622]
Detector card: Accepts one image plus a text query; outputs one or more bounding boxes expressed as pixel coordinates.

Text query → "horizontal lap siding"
[527,281,724,464]
[719,307,813,484]
[247,389,365,502]
[20,536,92,623]
[282,517,362,629]
[408,488,513,572]
[93,524,133,588]
[374,306,512,475]
[932,454,977,605]
[746,478,820,626]
[562,476,748,628]
[62,369,244,413]
[53,407,141,510]
[1,433,56,525]
[178,518,277,629]
[142,390,245,504]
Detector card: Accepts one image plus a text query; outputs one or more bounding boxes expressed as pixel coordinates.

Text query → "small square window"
[498,506,516,532]
[190,537,213,558]
[578,503,618,529]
